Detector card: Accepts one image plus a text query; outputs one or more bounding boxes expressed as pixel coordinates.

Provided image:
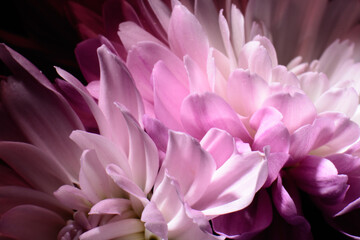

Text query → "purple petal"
[54,185,91,212]
[141,202,168,239]
[0,205,65,240]
[89,198,132,215]
[265,153,290,188]
[181,92,251,142]
[289,156,349,204]
[212,190,272,239]
[0,142,71,194]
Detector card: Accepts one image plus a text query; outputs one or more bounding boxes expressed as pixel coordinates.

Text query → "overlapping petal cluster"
[1,0,360,239]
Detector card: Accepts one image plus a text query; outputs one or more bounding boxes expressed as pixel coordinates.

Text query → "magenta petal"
[212,190,272,239]
[271,175,310,230]
[97,44,144,124]
[181,92,251,142]
[0,205,65,240]
[143,115,169,153]
[75,36,116,82]
[141,202,168,239]
[265,153,290,188]
[0,142,71,194]
[157,131,216,206]
[200,128,236,169]
[126,41,187,103]
[168,4,209,71]
[250,107,290,153]
[289,156,349,204]
[153,61,189,131]
[263,92,317,133]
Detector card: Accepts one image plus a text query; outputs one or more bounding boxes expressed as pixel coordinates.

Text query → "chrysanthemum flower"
[72,0,360,239]
[0,42,267,239]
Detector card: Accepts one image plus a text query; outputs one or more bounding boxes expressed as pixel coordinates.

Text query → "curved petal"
[181,92,251,142]
[263,92,317,133]
[153,61,189,131]
[54,185,91,212]
[193,152,267,216]
[157,131,216,206]
[89,198,132,215]
[227,69,269,117]
[0,205,65,240]
[0,142,71,194]
[168,4,209,71]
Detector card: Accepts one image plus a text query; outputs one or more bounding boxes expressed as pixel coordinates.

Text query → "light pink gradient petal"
[153,61,189,131]
[89,198,132,215]
[54,185,91,212]
[184,55,211,93]
[157,131,216,206]
[227,69,269,116]
[181,92,251,142]
[141,202,168,239]
[263,92,317,133]
[200,128,236,169]
[168,4,209,71]
[193,152,267,216]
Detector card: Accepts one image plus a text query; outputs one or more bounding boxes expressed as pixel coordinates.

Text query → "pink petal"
[227,69,269,116]
[271,175,309,228]
[89,198,132,215]
[153,60,189,131]
[299,72,329,102]
[54,185,91,212]
[70,130,131,176]
[79,150,117,203]
[1,77,83,181]
[118,21,164,51]
[184,55,211,93]
[148,0,171,32]
[315,87,358,118]
[143,115,169,153]
[238,41,272,82]
[263,92,317,133]
[141,202,168,239]
[98,44,144,124]
[200,128,236,169]
[126,41,187,103]
[121,108,159,194]
[0,205,65,240]
[265,153,290,188]
[0,142,71,194]
[218,10,237,69]
[181,92,251,142]
[212,190,272,239]
[75,36,116,82]
[289,156,349,204]
[230,5,245,59]
[168,4,209,71]
[106,164,148,205]
[79,219,145,240]
[157,131,216,206]
[193,152,267,216]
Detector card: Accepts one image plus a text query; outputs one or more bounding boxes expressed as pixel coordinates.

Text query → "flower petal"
[157,131,216,206]
[193,152,267,216]
[227,69,269,117]
[0,205,65,240]
[89,198,132,215]
[181,92,251,142]
[153,61,189,131]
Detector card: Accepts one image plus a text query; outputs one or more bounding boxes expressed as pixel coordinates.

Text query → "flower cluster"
[1,0,360,239]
